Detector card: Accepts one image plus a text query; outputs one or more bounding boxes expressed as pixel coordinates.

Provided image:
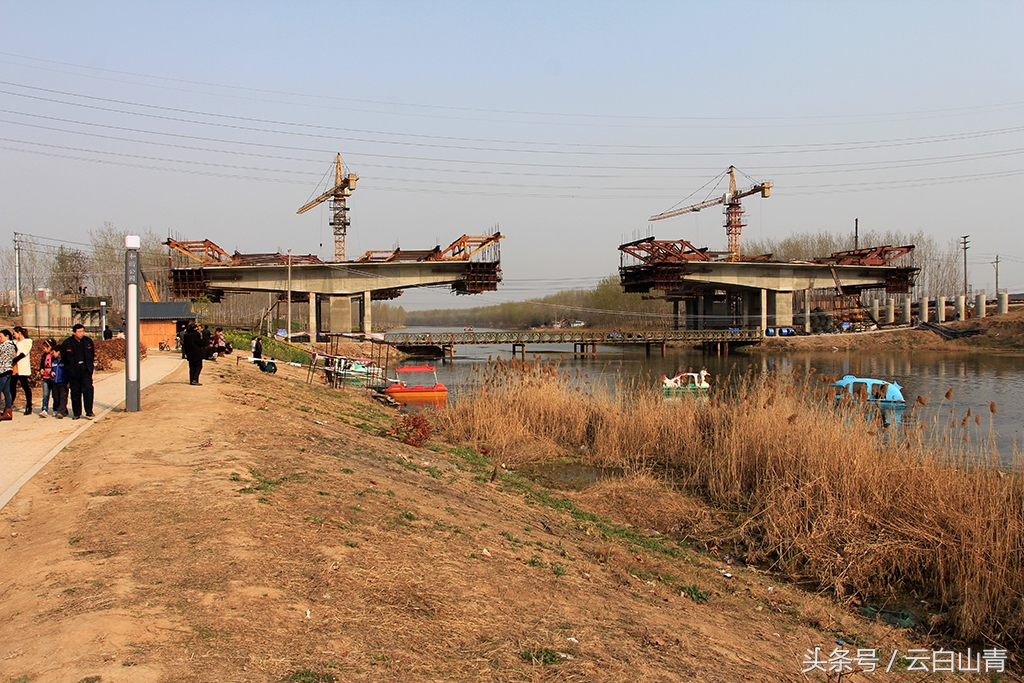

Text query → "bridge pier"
[330,296,351,333]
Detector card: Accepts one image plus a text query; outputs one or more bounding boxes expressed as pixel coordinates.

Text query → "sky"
[2,1,1023,309]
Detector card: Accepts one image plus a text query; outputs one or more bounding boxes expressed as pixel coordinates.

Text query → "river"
[393,328,1024,462]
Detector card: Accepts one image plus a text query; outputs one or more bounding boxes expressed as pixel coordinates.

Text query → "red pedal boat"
[383,364,448,407]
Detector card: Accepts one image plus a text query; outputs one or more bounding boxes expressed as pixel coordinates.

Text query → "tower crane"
[649,166,772,261]
[297,154,358,262]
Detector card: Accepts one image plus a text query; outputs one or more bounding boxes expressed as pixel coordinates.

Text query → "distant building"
[139,302,196,349]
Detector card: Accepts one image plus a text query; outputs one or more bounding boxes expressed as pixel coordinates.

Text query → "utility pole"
[286,250,292,342]
[13,232,22,314]
[960,235,970,299]
[854,218,859,251]
[993,254,1000,294]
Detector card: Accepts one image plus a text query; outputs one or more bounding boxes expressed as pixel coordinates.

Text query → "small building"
[139,302,196,349]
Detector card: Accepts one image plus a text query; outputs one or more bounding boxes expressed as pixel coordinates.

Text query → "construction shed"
[139,302,195,349]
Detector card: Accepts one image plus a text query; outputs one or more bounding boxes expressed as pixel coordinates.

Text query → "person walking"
[60,324,96,420]
[182,323,204,385]
[0,329,16,421]
[10,326,33,415]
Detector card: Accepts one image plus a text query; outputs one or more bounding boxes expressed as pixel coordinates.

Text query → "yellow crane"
[649,166,771,261]
[297,153,358,262]
[140,268,160,302]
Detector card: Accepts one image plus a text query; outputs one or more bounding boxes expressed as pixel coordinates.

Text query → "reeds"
[434,359,1024,648]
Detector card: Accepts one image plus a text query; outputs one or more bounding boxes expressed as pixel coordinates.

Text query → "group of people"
[179,324,239,385]
[0,324,96,422]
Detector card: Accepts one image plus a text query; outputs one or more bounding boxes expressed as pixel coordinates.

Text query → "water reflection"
[400,328,1024,462]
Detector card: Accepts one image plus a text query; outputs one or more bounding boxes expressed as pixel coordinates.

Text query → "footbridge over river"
[383,328,763,359]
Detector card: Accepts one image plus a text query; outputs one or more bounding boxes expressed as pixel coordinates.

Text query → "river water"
[393,328,1024,462]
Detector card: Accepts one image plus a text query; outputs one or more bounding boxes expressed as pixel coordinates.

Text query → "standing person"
[37,339,55,417]
[11,326,33,415]
[60,324,96,420]
[103,325,113,340]
[251,335,266,371]
[46,339,68,418]
[0,329,15,421]
[182,323,204,386]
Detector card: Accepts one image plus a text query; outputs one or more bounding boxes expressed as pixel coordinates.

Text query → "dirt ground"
[755,307,1024,353]
[0,360,957,682]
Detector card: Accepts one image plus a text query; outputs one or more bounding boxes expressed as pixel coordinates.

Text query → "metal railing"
[384,328,762,346]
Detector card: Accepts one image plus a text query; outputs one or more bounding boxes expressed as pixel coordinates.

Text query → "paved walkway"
[0,352,184,511]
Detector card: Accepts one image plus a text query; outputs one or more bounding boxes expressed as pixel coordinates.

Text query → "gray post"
[975,293,986,318]
[759,288,767,333]
[937,296,946,323]
[125,236,141,412]
[286,250,292,342]
[13,232,22,314]
[100,300,107,334]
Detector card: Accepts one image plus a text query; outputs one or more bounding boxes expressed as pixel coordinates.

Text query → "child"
[43,339,68,419]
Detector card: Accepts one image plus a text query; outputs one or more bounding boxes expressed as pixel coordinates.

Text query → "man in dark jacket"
[182,323,205,386]
[60,324,95,420]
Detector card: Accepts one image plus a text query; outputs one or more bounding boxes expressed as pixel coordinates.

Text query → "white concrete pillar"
[760,288,767,333]
[886,298,895,324]
[37,301,50,328]
[975,293,986,318]
[955,295,966,321]
[776,291,794,327]
[937,296,946,323]
[308,294,318,341]
[362,291,372,334]
[48,301,62,329]
[803,289,811,332]
[920,297,929,323]
[902,297,912,324]
[870,298,879,322]
[998,292,1009,315]
[330,295,351,333]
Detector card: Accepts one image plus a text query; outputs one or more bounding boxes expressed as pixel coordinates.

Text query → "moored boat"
[831,375,905,405]
[661,369,710,397]
[383,364,448,406]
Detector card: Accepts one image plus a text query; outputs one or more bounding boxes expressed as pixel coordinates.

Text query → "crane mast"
[649,166,772,261]
[297,154,358,262]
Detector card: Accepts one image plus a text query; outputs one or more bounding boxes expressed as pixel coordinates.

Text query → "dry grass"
[434,359,1024,648]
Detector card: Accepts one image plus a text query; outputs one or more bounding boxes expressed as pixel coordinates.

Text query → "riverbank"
[754,306,1024,353]
[1,358,940,682]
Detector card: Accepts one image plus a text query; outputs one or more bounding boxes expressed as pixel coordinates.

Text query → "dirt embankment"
[755,307,1024,353]
[1,362,936,682]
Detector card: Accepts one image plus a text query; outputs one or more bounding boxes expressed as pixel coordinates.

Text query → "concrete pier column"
[976,293,986,318]
[49,301,62,329]
[36,301,50,328]
[361,291,372,334]
[330,295,352,333]
[803,288,811,332]
[920,297,929,323]
[672,300,680,330]
[886,298,895,324]
[760,288,767,333]
[937,296,946,323]
[308,294,318,341]
[955,295,966,321]
[775,291,794,327]
[870,298,879,322]
[741,292,750,328]
[697,295,705,330]
[998,292,1009,315]
[902,297,912,324]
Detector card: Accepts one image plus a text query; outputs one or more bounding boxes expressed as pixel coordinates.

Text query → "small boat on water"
[383,364,448,406]
[661,369,710,397]
[831,375,905,405]
[312,353,386,388]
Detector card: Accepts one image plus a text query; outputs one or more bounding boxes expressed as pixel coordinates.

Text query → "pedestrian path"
[0,352,184,511]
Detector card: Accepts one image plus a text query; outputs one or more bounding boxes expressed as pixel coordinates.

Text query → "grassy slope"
[0,362,933,683]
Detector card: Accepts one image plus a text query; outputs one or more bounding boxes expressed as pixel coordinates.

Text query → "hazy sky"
[2,1,1023,309]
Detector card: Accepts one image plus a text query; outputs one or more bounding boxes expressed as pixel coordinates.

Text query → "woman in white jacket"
[11,326,33,416]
